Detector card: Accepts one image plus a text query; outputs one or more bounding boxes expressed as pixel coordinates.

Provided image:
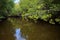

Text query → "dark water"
[0,18,60,40]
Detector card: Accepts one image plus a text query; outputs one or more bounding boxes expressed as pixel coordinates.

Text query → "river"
[0,18,60,40]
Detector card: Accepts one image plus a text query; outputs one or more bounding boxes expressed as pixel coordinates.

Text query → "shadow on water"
[0,20,15,40]
[19,19,60,40]
[0,18,60,40]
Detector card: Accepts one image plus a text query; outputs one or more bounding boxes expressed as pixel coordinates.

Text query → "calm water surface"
[0,18,60,40]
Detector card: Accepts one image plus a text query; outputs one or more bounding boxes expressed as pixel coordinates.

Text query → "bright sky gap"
[14,0,20,4]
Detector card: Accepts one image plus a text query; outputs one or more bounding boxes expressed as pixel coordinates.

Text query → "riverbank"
[0,16,60,26]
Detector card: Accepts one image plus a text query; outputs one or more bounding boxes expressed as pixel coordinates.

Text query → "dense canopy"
[19,0,60,24]
[0,0,60,24]
[0,0,14,17]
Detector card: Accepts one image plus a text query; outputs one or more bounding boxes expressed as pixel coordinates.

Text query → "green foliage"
[0,0,14,17]
[19,0,60,24]
[11,4,20,16]
[0,0,60,24]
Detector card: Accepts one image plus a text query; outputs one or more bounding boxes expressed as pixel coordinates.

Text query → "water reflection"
[14,28,26,40]
[0,18,60,40]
